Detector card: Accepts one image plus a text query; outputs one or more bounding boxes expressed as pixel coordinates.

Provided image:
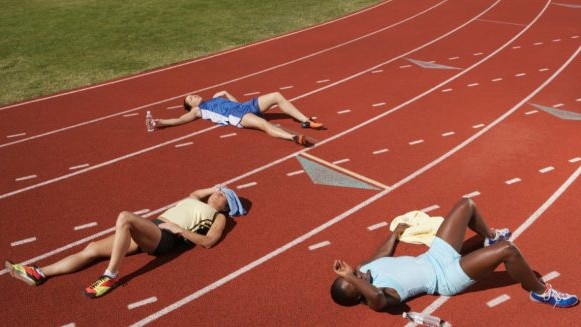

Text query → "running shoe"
[530,283,579,308]
[292,134,311,146]
[484,228,511,247]
[83,275,119,298]
[301,119,324,130]
[5,260,46,286]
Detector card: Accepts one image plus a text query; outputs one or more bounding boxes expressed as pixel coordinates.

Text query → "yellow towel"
[389,210,443,246]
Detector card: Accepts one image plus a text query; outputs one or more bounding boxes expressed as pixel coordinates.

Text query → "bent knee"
[498,240,522,258]
[116,210,137,227]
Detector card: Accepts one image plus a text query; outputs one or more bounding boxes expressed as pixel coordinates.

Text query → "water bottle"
[145,111,155,132]
[402,311,451,326]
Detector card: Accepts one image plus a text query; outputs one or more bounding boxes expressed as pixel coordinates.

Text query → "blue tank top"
[359,256,437,301]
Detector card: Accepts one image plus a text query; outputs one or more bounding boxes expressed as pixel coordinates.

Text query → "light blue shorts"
[421,237,474,296]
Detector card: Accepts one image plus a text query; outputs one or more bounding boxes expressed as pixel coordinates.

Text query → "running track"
[1,0,580,326]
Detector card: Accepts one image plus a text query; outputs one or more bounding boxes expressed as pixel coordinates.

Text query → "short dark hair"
[330,277,360,307]
[183,97,192,112]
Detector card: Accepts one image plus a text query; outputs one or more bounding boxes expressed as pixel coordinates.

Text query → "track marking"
[166,105,182,110]
[486,294,511,308]
[15,175,37,182]
[123,113,139,117]
[541,271,560,282]
[371,69,384,74]
[133,209,150,215]
[441,88,453,93]
[422,204,440,213]
[11,237,37,247]
[569,157,581,163]
[367,221,388,231]
[332,158,350,165]
[174,142,193,148]
[472,123,485,129]
[69,163,90,170]
[515,72,527,77]
[372,148,389,155]
[220,133,237,138]
[286,170,304,176]
[463,191,481,198]
[505,178,522,185]
[6,132,26,138]
[442,131,455,137]
[316,79,330,84]
[128,297,158,310]
[492,77,503,82]
[409,139,424,145]
[308,241,331,251]
[476,19,526,27]
[372,102,386,107]
[525,110,538,115]
[552,103,564,108]
[337,109,351,114]
[533,42,544,46]
[237,182,257,189]
[279,85,294,90]
[74,222,98,231]
[467,82,479,87]
[243,92,260,96]
[539,166,555,174]
[538,68,549,72]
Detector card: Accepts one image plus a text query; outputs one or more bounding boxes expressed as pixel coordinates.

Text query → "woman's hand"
[393,223,410,239]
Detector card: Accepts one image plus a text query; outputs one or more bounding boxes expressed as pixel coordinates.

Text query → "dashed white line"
[486,294,511,307]
[525,110,538,115]
[491,77,503,82]
[572,35,580,39]
[174,142,193,148]
[286,170,304,176]
[69,163,90,170]
[539,166,554,174]
[538,68,549,72]
[372,102,386,107]
[11,237,37,247]
[316,79,330,84]
[166,105,182,110]
[237,182,257,189]
[123,113,139,117]
[371,69,383,74]
[279,86,294,90]
[15,175,37,182]
[332,158,350,165]
[308,241,331,251]
[399,65,412,69]
[533,42,544,46]
[505,178,522,185]
[515,73,527,77]
[128,297,158,310]
[473,52,484,56]
[448,56,459,60]
[541,271,560,282]
[552,38,562,42]
[552,103,564,108]
[472,123,485,129]
[576,98,581,102]
[243,92,260,96]
[467,83,479,87]
[512,46,521,49]
[133,209,150,216]
[409,139,424,145]
[463,191,481,198]
[442,131,455,137]
[6,132,26,139]
[337,109,351,114]
[372,148,389,155]
[421,204,440,213]
[74,222,98,231]
[441,88,453,93]
[220,133,237,138]
[569,157,581,163]
[367,221,388,231]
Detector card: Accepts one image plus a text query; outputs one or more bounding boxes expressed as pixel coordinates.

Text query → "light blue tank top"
[359,256,436,301]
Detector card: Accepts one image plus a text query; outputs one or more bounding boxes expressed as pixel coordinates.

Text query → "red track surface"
[1,0,580,326]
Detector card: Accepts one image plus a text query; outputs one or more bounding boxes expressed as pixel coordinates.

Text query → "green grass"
[0,0,379,106]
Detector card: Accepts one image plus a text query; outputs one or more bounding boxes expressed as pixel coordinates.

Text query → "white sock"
[104,269,118,278]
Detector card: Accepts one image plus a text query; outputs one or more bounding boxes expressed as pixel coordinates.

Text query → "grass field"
[0,0,379,106]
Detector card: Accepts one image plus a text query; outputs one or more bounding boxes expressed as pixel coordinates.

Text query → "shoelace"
[541,284,568,308]
[89,276,110,289]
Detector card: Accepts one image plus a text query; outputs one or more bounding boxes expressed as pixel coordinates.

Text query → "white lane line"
[552,103,564,108]
[279,85,294,90]
[541,271,560,282]
[399,64,412,69]
[409,139,424,145]
[463,191,481,198]
[166,105,182,110]
[421,204,440,213]
[533,42,544,46]
[491,77,503,82]
[525,110,538,115]
[133,209,151,216]
[442,131,455,137]
[11,237,37,247]
[373,148,389,155]
[7,132,26,138]
[74,222,98,231]
[515,73,527,77]
[539,166,555,174]
[286,170,304,176]
[467,82,479,87]
[243,92,260,97]
[512,45,522,49]
[505,178,522,185]
[174,142,193,148]
[473,52,484,56]
[472,123,485,129]
[337,109,351,114]
[316,79,330,84]
[538,68,549,72]
[569,157,581,163]
[448,56,460,60]
[332,158,350,165]
[367,222,388,231]
[372,102,386,107]
[486,294,511,308]
[15,175,37,182]
[220,133,237,138]
[552,38,562,42]
[371,69,384,73]
[128,297,158,310]
[69,163,90,170]
[576,98,581,102]
[308,241,331,251]
[237,182,257,189]
[441,88,453,93]
[123,113,139,117]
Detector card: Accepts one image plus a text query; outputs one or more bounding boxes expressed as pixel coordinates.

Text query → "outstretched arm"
[154,110,198,128]
[190,186,219,201]
[363,223,409,264]
[213,90,238,102]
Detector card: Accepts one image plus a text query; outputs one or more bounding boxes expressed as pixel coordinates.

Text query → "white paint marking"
[332,158,350,165]
[467,83,479,87]
[11,237,37,247]
[337,109,351,114]
[572,35,580,39]
[552,103,564,108]
[69,163,90,170]
[220,133,237,138]
[399,64,412,69]
[541,271,560,282]
[525,110,538,115]
[372,102,386,107]
[487,294,511,307]
[367,221,388,231]
[492,77,503,82]
[74,222,98,231]
[448,56,459,60]
[286,170,304,176]
[539,166,554,174]
[552,38,561,42]
[576,98,581,102]
[409,139,424,145]
[512,46,521,49]
[505,178,522,185]
[61,323,75,327]
[473,52,483,56]
[279,85,294,90]
[569,157,581,163]
[539,68,549,72]
[123,113,139,117]
[243,92,260,96]
[308,241,331,251]
[515,73,527,77]
[174,142,193,148]
[421,205,440,213]
[316,79,330,84]
[463,191,481,198]
[533,42,544,46]
[7,132,26,139]
[441,88,453,93]
[442,131,455,137]
[472,123,485,129]
[15,175,37,182]
[166,105,182,110]
[237,182,257,189]
[128,297,158,310]
[371,69,383,74]
[133,209,150,216]
[373,148,389,155]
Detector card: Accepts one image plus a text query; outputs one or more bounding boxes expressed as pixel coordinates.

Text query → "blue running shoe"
[530,284,579,308]
[484,228,511,247]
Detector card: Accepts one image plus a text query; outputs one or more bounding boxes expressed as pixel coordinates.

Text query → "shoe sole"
[5,260,37,286]
[530,294,579,308]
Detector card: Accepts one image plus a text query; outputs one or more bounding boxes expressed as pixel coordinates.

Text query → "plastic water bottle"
[145,111,155,132]
[402,311,451,326]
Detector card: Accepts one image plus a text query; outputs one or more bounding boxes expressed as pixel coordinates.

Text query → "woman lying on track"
[6,185,245,299]
[153,90,324,146]
[331,198,578,310]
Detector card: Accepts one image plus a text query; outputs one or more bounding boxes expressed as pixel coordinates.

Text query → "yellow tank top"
[160,198,217,233]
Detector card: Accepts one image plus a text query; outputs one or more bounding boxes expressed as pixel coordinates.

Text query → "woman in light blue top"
[331,198,578,310]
